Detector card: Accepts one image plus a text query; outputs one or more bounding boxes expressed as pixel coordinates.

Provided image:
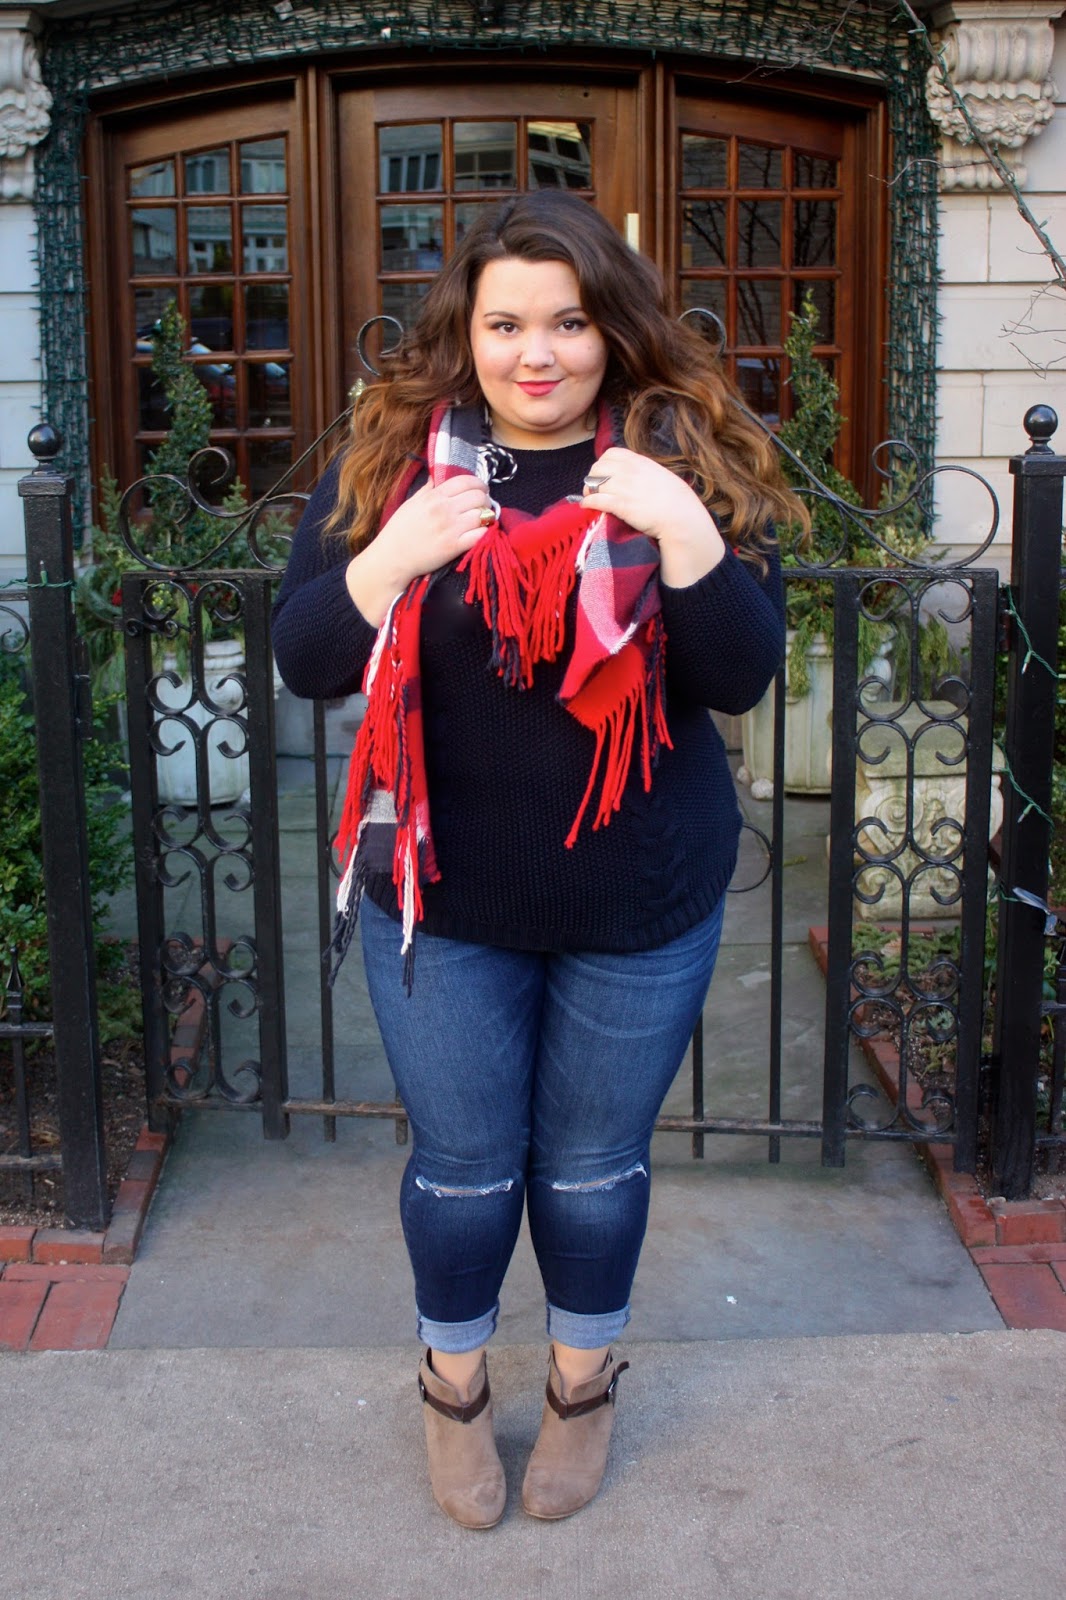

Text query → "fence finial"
[1023,405,1057,455]
[27,421,63,468]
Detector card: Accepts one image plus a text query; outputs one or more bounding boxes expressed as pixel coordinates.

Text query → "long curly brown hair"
[329,191,807,562]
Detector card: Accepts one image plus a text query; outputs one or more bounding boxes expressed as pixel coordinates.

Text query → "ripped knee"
[414,1174,515,1199]
[549,1161,648,1194]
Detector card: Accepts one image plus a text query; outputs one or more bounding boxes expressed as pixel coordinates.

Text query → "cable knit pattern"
[271,442,785,953]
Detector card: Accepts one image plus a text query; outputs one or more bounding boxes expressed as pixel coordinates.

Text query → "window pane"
[192,360,236,427]
[240,138,286,194]
[244,283,289,350]
[242,205,288,273]
[381,280,429,332]
[736,356,781,423]
[794,153,838,188]
[455,202,494,246]
[379,125,443,193]
[187,207,233,273]
[792,279,835,342]
[134,287,176,347]
[680,279,727,327]
[380,204,444,271]
[129,160,175,198]
[189,283,234,351]
[681,201,727,269]
[737,199,782,267]
[132,209,178,275]
[137,365,169,432]
[738,143,782,188]
[527,121,592,189]
[736,279,782,347]
[682,135,727,189]
[248,361,291,428]
[185,148,230,195]
[248,437,293,499]
[793,200,837,266]
[454,122,516,191]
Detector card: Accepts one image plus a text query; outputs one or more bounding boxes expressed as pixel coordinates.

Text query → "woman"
[271,191,803,1529]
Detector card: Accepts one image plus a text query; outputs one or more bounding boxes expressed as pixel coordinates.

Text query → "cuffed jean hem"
[417,1302,499,1355]
[546,1300,631,1349]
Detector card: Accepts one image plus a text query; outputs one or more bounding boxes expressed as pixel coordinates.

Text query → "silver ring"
[582,474,610,493]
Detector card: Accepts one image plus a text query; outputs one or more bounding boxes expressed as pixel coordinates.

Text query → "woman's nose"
[520,331,555,369]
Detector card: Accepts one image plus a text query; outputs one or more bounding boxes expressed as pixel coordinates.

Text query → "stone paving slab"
[2,1332,1062,1600]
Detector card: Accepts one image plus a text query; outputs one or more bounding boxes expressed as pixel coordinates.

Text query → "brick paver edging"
[0,978,210,1351]
[808,927,1066,1333]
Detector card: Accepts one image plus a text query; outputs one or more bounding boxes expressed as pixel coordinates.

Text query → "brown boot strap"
[419,1371,491,1424]
[546,1360,630,1420]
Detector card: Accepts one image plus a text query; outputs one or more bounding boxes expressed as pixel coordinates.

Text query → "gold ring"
[478,507,496,527]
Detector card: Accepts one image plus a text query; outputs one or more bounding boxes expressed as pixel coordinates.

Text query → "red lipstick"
[516,381,560,395]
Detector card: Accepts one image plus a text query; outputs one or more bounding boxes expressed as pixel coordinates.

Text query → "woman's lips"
[516,380,561,395]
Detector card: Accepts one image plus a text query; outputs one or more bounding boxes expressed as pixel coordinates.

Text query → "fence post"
[992,405,1066,1199]
[19,422,109,1229]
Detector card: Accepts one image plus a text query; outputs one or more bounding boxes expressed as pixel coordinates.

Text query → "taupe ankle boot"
[418,1353,506,1529]
[521,1347,630,1520]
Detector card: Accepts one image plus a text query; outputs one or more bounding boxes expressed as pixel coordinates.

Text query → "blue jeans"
[360,897,725,1354]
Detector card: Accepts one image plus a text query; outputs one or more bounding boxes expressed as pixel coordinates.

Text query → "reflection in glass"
[682,202,727,268]
[134,287,176,346]
[381,281,429,332]
[793,278,835,341]
[682,135,727,189]
[240,138,286,194]
[380,205,443,271]
[185,148,230,195]
[191,359,236,427]
[189,283,235,351]
[137,365,169,432]
[738,143,782,188]
[794,153,838,188]
[793,201,837,266]
[132,209,178,275]
[242,205,288,273]
[129,160,175,198]
[187,207,233,273]
[455,122,516,191]
[379,125,443,193]
[736,356,781,423]
[736,279,781,347]
[455,202,492,245]
[737,200,781,267]
[527,121,591,189]
[244,283,289,350]
[680,278,727,328]
[248,437,293,500]
[248,361,291,428]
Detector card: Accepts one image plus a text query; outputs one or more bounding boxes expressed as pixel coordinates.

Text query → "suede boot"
[521,1347,630,1520]
[418,1352,506,1529]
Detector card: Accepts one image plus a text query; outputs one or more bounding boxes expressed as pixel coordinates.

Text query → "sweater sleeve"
[270,457,380,700]
[659,539,785,714]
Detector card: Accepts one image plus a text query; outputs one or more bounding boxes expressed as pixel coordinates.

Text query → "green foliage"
[778,293,948,698]
[0,654,134,1034]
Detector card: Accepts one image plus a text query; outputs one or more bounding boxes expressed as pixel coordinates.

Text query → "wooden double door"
[91,60,885,501]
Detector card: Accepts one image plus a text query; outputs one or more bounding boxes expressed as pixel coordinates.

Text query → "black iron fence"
[7,406,1066,1222]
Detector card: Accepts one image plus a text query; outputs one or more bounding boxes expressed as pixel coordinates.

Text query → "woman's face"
[469,257,609,450]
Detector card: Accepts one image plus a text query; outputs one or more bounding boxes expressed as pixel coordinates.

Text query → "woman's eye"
[560,318,588,332]
[490,321,517,334]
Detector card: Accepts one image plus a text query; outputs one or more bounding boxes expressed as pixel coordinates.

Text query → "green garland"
[35,0,938,525]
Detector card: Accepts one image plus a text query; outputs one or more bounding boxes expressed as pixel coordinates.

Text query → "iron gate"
[114,417,1009,1172]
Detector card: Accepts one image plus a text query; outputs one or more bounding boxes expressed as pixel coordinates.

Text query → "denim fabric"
[360,896,725,1353]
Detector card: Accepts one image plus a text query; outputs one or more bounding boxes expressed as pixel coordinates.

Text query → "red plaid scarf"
[330,401,671,985]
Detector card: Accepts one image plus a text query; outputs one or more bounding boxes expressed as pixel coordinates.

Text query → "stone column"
[0,9,51,202]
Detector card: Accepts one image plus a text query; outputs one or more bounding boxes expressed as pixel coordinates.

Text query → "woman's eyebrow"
[480,305,585,318]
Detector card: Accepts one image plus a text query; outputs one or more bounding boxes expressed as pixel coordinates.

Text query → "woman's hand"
[345,474,492,625]
[581,447,727,588]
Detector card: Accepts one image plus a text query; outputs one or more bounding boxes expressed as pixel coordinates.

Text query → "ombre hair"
[328,191,808,562]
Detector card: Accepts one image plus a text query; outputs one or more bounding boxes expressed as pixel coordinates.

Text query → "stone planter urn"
[738,630,833,798]
[154,638,250,807]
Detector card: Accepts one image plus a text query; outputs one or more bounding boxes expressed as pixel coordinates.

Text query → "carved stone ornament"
[925,2,1065,189]
[0,12,53,201]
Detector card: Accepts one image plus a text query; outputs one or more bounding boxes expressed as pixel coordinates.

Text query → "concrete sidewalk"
[3,1331,1063,1600]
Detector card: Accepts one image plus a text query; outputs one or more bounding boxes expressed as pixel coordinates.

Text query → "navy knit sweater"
[271,442,785,952]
